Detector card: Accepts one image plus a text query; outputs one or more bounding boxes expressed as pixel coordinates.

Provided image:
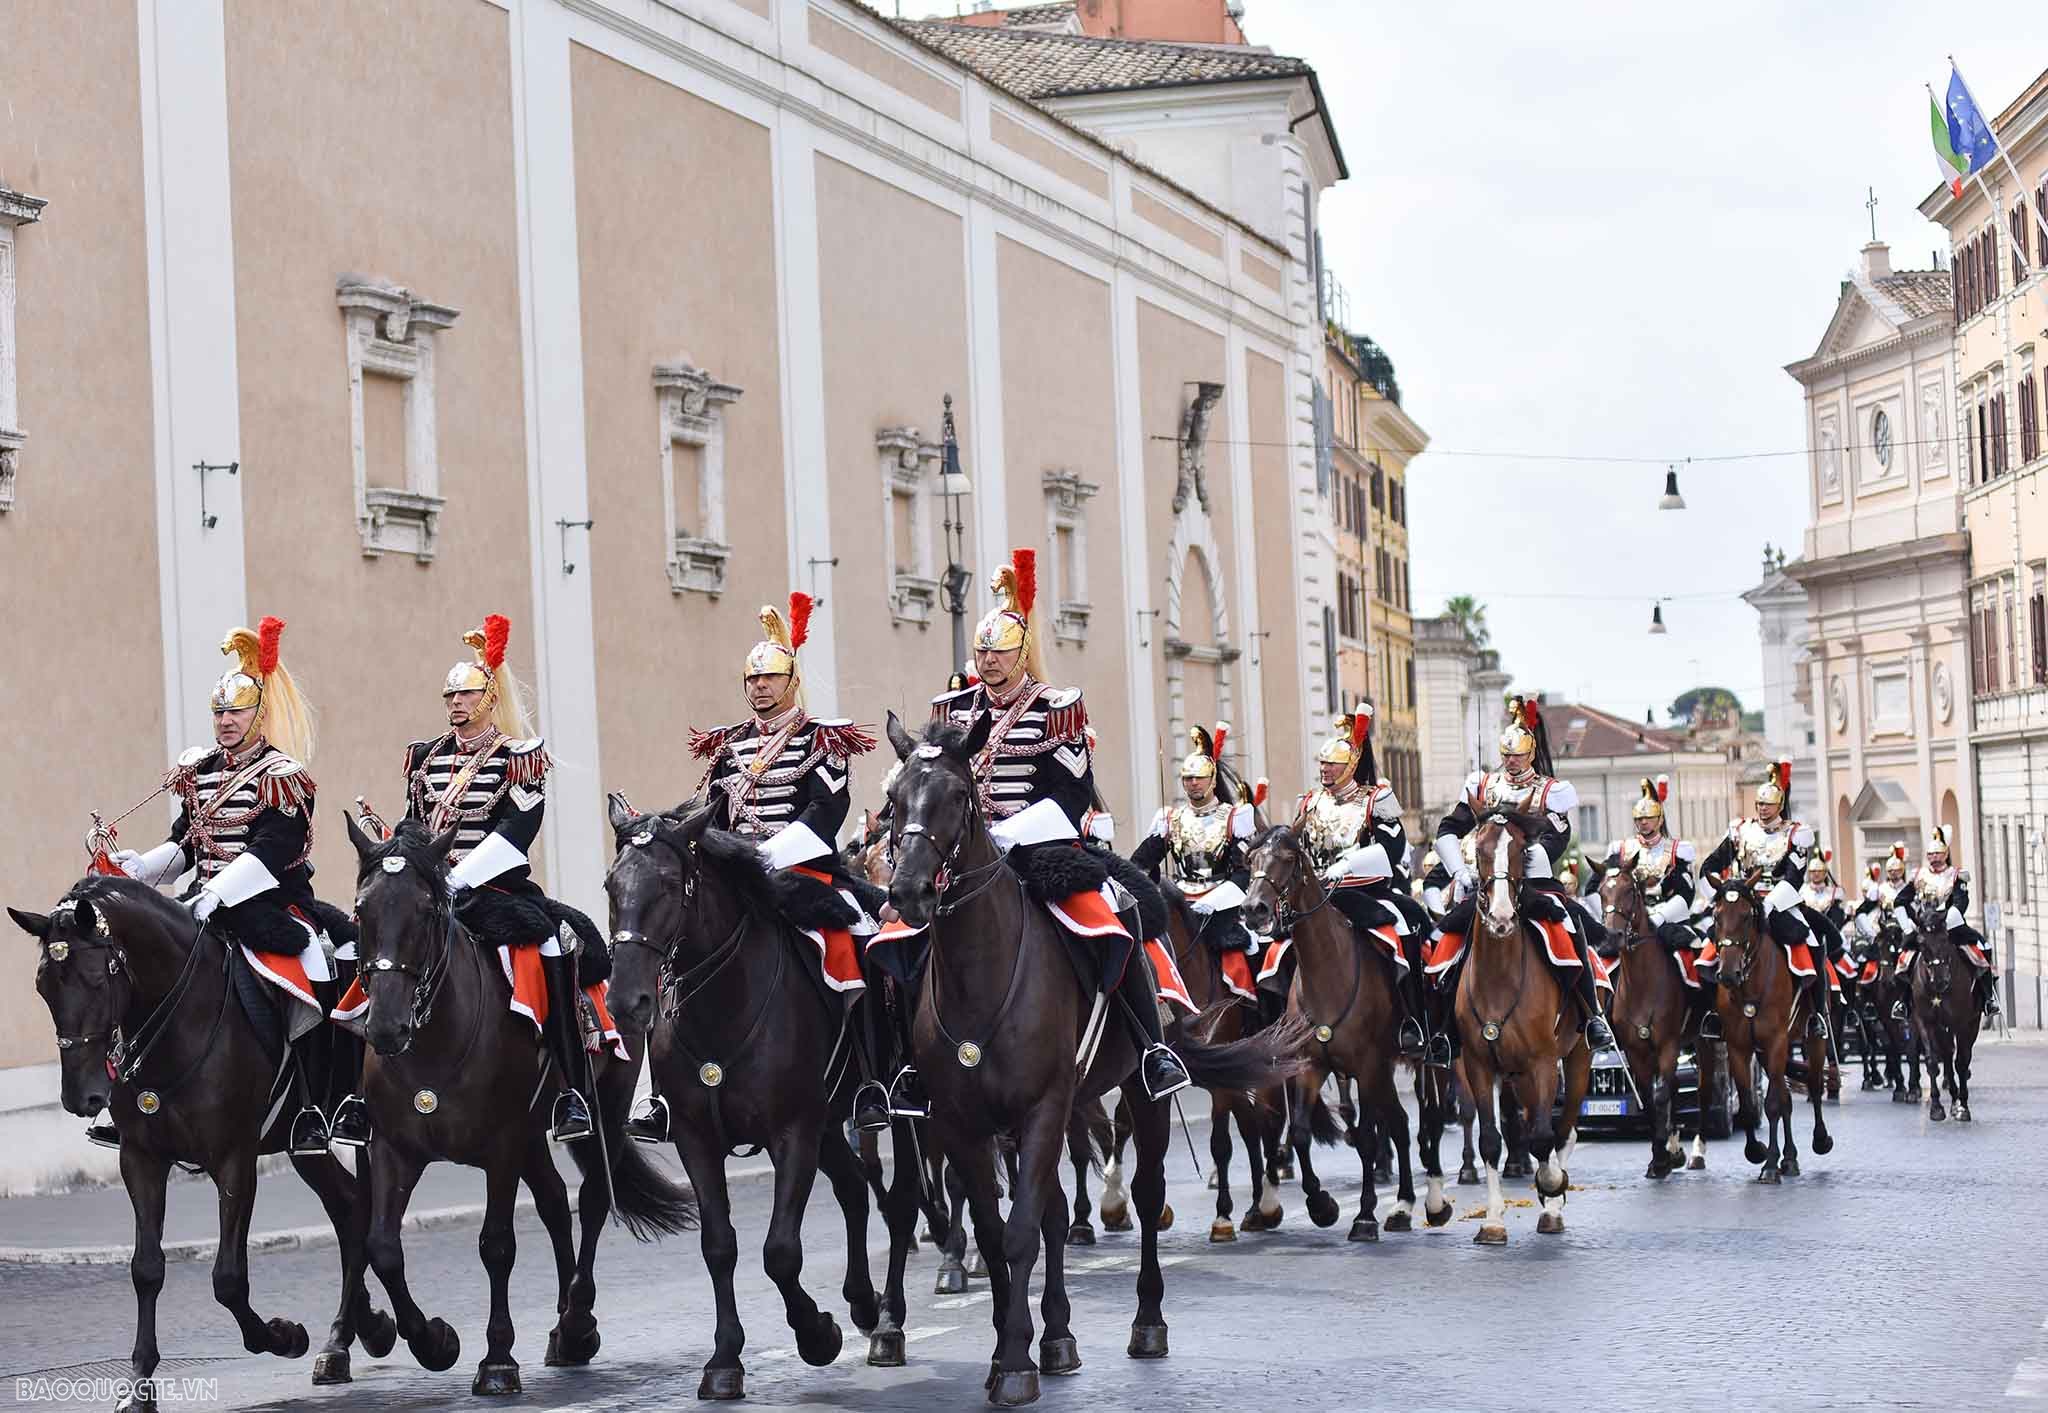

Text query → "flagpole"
[1950,58,2048,271]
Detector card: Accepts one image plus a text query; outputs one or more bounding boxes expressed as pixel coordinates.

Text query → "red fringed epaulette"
[691,725,739,759]
[1040,691,1088,746]
[812,720,878,759]
[504,740,552,787]
[257,757,316,813]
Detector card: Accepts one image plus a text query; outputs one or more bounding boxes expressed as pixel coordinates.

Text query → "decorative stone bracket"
[655,359,743,596]
[879,426,941,627]
[337,274,459,560]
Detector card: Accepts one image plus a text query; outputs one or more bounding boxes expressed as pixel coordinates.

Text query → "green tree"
[1669,686,1743,724]
[1444,595,1490,648]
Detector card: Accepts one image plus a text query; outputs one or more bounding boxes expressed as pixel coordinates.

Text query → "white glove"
[1454,866,1479,896]
[117,840,186,885]
[189,890,222,922]
[1854,913,1876,941]
[112,850,146,878]
[1946,907,1965,930]
[1897,911,1917,937]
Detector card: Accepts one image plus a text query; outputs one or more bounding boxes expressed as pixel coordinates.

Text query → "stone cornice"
[1786,531,1969,590]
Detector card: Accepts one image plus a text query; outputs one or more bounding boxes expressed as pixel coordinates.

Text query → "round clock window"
[1873,408,1892,471]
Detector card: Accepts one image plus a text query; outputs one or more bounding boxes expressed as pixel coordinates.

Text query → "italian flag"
[1931,93,1967,199]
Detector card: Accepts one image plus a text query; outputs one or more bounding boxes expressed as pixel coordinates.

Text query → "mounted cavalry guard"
[627,593,886,1140]
[1598,776,1706,1029]
[1274,707,1431,1058]
[104,617,340,1156]
[1888,828,1999,1020]
[330,614,597,1147]
[1801,849,1857,995]
[1426,695,1619,1056]
[914,547,1193,1100]
[1697,761,1831,1041]
[1131,723,1268,1003]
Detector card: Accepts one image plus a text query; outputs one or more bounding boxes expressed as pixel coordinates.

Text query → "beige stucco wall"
[226,0,533,890]
[0,1,160,1067]
[571,44,786,811]
[815,155,969,772]
[993,237,1134,808]
[1246,348,1303,804]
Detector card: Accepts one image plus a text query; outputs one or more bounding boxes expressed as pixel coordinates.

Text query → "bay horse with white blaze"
[10,879,396,1404]
[1452,813,1592,1246]
[882,713,1303,1407]
[346,816,695,1396]
[1906,893,1980,1123]
[1706,872,1833,1183]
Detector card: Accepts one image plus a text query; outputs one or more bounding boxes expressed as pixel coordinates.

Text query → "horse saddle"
[226,945,287,1068]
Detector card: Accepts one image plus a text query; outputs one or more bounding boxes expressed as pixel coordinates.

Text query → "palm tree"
[1444,595,1490,648]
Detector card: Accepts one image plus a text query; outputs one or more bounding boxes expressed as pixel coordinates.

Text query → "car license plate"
[1583,1098,1627,1117]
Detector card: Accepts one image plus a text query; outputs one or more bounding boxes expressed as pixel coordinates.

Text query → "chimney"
[1861,241,1891,281]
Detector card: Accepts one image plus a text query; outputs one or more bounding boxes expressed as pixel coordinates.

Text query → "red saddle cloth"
[237,906,331,1039]
[1858,958,1881,985]
[1219,949,1256,1001]
[787,864,867,994]
[1892,948,1916,974]
[1424,919,1611,991]
[331,948,627,1059]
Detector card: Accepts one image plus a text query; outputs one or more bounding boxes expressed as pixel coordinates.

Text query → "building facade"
[1919,67,2048,1027]
[1549,702,1750,872]
[0,0,1343,1119]
[1414,613,1510,831]
[1783,239,1968,901]
[1741,551,1818,806]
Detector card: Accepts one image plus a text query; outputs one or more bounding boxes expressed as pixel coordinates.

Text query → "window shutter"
[2032,591,2046,684]
[1973,603,1988,693]
[1312,384,1333,497]
[1989,605,2002,693]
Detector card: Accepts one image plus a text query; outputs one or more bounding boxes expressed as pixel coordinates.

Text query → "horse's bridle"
[1247,830,1331,940]
[44,897,229,1102]
[357,865,459,1042]
[1711,882,1766,990]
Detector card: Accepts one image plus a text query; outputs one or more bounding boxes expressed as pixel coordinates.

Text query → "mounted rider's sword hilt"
[355,796,392,842]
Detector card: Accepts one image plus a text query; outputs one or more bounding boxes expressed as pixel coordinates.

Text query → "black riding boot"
[84,1114,120,1149]
[1394,957,1427,1060]
[1977,968,2001,1018]
[1890,975,1912,1022]
[288,996,336,1156]
[624,1087,670,1145]
[541,953,595,1144]
[1115,948,1191,1099]
[1802,978,1831,1041]
[1566,954,1617,1051]
[1423,966,1460,1065]
[326,955,371,1149]
[849,993,890,1134]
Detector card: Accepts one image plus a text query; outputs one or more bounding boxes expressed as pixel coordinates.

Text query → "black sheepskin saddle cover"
[456,885,614,986]
[700,828,862,932]
[1007,841,1168,940]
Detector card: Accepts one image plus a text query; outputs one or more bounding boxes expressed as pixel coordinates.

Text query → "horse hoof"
[1688,1156,1706,1171]
[1502,1161,1529,1181]
[1861,1075,1881,1091]
[1907,1087,1923,1101]
[1347,1217,1379,1243]
[867,1329,906,1368]
[1258,1204,1283,1230]
[271,1320,311,1360]
[1306,1191,1339,1227]
[988,1369,1041,1406]
[1812,1132,1834,1156]
[1891,1089,1910,1104]
[1536,1210,1565,1235]
[1158,1203,1175,1230]
[1383,1210,1413,1233]
[412,1317,461,1373]
[966,1250,987,1278]
[1238,1208,1266,1233]
[1100,1207,1133,1234]
[1958,1105,1973,1123]
[1209,1218,1237,1243]
[1646,1161,1667,1180]
[1066,1221,1096,1247]
[1757,1167,1781,1185]
[934,1265,969,1296]
[698,1365,745,1401]
[1474,1224,1508,1247]
[1743,1139,1769,1165]
[1457,1164,1480,1185]
[472,1360,522,1397]
[545,1323,602,1367]
[798,1315,842,1368]
[1039,1335,1082,1376]
[359,1308,398,1359]
[1929,1104,1946,1122]
[1780,1155,1801,1177]
[1127,1323,1170,1359]
[311,1350,351,1385]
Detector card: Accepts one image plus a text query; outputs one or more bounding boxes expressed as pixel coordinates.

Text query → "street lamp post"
[938,393,974,674]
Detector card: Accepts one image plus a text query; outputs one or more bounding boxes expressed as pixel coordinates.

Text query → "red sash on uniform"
[788,864,866,993]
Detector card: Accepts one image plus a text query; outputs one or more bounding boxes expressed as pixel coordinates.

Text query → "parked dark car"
[1554,1042,1744,1140]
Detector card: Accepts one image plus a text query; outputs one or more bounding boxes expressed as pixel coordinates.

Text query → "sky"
[1240,0,2047,724]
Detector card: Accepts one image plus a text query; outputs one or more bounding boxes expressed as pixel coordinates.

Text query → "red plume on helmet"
[1820,849,1833,865]
[788,591,814,652]
[1351,703,1374,751]
[1252,777,1269,808]
[1521,697,1539,732]
[482,614,511,673]
[1211,721,1230,761]
[257,616,285,677]
[1891,843,1906,862]
[1655,773,1670,804]
[1012,548,1037,617]
[1774,759,1792,796]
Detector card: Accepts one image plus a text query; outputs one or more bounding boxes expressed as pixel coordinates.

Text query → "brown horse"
[1906,895,1981,1124]
[1241,826,1455,1242]
[1452,814,1591,1245]
[1706,874,1833,1183]
[1597,864,1696,1178]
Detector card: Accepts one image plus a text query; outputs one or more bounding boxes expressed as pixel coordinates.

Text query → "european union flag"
[1946,67,1998,175]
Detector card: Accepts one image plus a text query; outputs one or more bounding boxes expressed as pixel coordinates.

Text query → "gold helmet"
[1181,722,1229,780]
[1316,714,1356,767]
[742,592,812,708]
[1883,844,1907,881]
[1755,758,1792,808]
[1807,848,1832,883]
[973,548,1045,681]
[444,614,534,738]
[1631,775,1669,822]
[1926,826,1952,864]
[212,616,316,761]
[1499,694,1539,758]
[1316,705,1375,785]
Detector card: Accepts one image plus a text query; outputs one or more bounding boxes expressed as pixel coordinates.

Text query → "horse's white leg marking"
[1101,1156,1126,1208]
[1560,1131,1579,1169]
[1425,1173,1446,1214]
[1257,1185,1280,1217]
[1484,1160,1505,1226]
[1666,1131,1684,1157]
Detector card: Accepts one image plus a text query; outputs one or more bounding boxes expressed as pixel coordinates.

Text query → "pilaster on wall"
[508,0,605,911]
[1111,266,1162,822]
[137,0,247,762]
[964,196,1005,647]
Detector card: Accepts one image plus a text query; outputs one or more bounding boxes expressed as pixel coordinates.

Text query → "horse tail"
[572,1136,698,1241]
[1175,1011,1311,1099]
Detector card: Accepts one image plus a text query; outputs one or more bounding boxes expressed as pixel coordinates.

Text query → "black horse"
[881,713,1304,1406]
[603,796,911,1400]
[346,817,694,1395]
[10,879,396,1403]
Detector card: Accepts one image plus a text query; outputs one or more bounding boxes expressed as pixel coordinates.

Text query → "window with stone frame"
[876,427,939,627]
[0,187,48,514]
[1042,467,1100,645]
[655,360,743,595]
[336,275,460,560]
